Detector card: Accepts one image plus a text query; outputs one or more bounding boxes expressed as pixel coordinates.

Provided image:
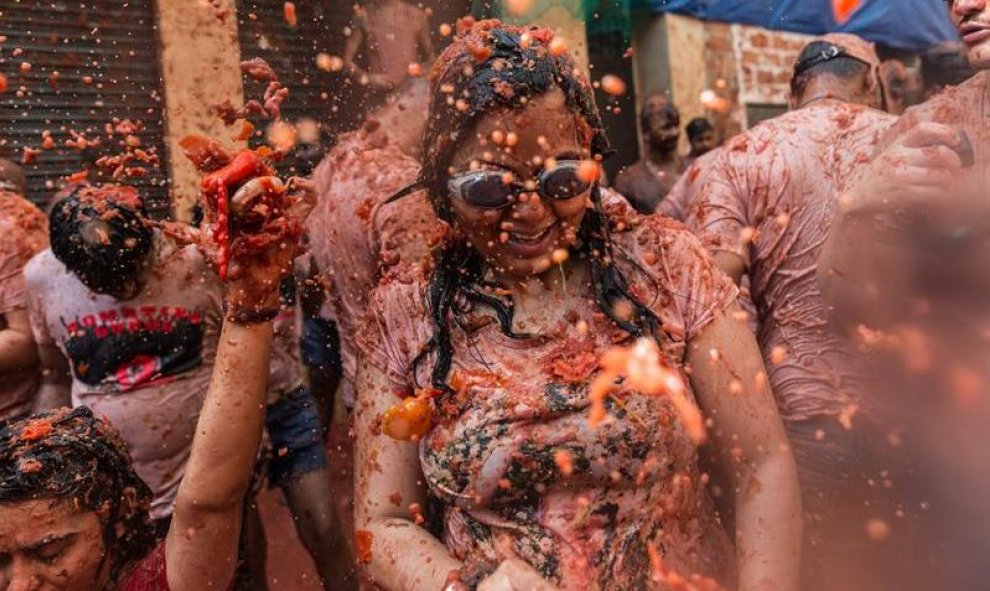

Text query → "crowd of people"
[0,1,987,590]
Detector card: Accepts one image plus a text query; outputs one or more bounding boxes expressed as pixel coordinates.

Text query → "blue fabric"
[266,386,329,485]
[651,0,959,50]
[300,315,341,377]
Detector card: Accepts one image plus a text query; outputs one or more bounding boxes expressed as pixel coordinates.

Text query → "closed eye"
[27,535,73,563]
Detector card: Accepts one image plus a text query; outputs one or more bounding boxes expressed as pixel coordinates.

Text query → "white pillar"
[156,0,246,221]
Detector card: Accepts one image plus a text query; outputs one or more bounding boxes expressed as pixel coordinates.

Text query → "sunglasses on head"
[448,160,593,209]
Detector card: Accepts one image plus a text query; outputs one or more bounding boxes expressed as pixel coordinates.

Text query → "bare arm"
[711,251,745,286]
[0,309,38,373]
[32,343,70,411]
[687,305,801,591]
[166,157,314,591]
[166,320,272,591]
[355,364,462,590]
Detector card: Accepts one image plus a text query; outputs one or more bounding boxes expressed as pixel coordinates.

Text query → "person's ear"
[114,486,140,539]
[868,68,886,110]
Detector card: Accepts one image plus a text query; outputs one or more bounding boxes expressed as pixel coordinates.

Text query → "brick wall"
[703,22,743,140]
[634,15,815,146]
[733,24,812,106]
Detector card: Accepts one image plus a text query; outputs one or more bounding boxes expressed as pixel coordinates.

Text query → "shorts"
[300,316,341,378]
[265,386,329,486]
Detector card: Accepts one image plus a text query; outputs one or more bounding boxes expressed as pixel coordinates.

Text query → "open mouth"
[505,224,556,257]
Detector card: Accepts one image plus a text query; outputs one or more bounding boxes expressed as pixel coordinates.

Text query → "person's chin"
[967,44,990,70]
[652,139,680,153]
[493,251,554,279]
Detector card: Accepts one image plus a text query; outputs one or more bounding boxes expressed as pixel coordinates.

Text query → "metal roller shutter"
[235,0,358,177]
[0,0,171,216]
[235,0,470,177]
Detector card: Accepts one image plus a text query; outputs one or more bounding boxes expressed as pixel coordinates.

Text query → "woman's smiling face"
[446,88,594,280]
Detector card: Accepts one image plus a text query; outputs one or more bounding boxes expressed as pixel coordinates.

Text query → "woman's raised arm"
[164,168,314,591]
[166,320,272,591]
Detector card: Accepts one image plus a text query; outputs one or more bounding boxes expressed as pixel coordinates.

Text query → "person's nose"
[511,191,550,225]
[7,559,43,591]
[954,0,987,18]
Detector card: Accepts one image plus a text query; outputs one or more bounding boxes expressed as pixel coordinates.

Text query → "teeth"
[510,227,551,244]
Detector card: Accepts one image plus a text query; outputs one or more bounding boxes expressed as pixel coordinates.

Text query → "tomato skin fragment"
[20,419,53,442]
[283,2,297,26]
[355,529,373,564]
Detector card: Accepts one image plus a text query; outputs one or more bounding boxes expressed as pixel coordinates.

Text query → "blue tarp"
[651,0,959,50]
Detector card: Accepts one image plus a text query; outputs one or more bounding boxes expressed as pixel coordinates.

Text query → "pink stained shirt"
[662,148,761,334]
[24,234,222,519]
[685,101,895,422]
[659,148,721,221]
[0,191,48,420]
[357,214,739,589]
[307,127,438,401]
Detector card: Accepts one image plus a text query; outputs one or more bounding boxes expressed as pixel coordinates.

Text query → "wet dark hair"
[49,186,153,296]
[791,41,872,99]
[0,406,156,584]
[413,19,660,391]
[686,117,714,141]
[921,43,976,95]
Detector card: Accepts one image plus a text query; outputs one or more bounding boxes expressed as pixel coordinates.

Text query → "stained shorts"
[265,385,328,486]
[300,316,341,379]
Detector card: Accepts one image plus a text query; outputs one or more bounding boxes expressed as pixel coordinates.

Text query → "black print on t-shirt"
[61,306,205,392]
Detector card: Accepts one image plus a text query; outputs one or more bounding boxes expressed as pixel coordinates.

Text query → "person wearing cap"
[684,33,898,591]
[0,158,48,422]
